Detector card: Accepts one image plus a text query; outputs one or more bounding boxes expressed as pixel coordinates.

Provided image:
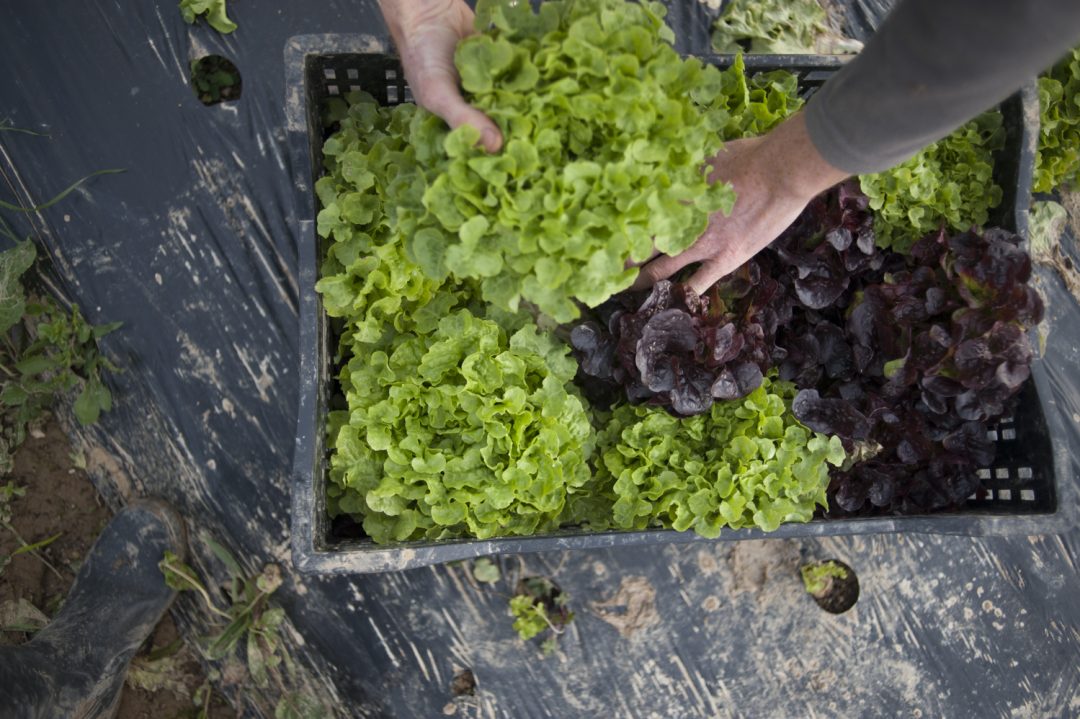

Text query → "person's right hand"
[378,0,503,153]
[633,112,850,294]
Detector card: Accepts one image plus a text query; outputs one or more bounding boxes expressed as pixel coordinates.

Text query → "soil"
[589,575,660,638]
[0,418,234,719]
[727,539,802,595]
[0,420,111,631]
[450,668,476,697]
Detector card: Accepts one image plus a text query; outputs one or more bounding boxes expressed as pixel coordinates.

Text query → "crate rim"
[285,34,1077,575]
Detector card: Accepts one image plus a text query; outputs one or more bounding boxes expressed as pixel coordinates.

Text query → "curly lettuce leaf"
[859,112,1004,253]
[330,309,596,543]
[593,376,844,538]
[1035,46,1080,193]
[401,0,739,322]
[178,0,237,34]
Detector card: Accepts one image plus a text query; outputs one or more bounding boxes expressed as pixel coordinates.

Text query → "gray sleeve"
[804,0,1080,175]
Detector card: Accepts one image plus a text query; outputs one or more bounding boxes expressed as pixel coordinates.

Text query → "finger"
[418,72,504,153]
[624,247,662,270]
[686,259,734,297]
[630,244,709,291]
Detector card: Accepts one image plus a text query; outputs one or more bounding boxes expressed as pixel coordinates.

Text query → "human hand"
[632,113,849,295]
[378,0,503,152]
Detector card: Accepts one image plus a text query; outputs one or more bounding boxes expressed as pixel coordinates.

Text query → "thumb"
[630,245,709,291]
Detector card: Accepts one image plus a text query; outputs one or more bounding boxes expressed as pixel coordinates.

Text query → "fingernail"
[482,129,501,152]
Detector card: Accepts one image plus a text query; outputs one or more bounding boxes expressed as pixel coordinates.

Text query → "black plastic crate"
[286,37,1066,575]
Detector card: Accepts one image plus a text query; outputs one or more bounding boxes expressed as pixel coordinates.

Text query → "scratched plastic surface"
[1,1,1078,717]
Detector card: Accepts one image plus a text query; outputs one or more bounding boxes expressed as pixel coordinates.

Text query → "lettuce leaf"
[1035,46,1080,193]
[859,112,1004,253]
[592,376,844,537]
[403,0,740,322]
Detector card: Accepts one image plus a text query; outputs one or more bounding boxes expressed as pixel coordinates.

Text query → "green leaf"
[15,355,55,376]
[178,0,238,34]
[509,595,548,641]
[91,320,123,339]
[73,379,111,425]
[0,384,28,407]
[202,533,245,579]
[1034,48,1080,193]
[205,615,250,660]
[248,633,270,688]
[12,532,62,556]
[472,557,501,583]
[860,111,1004,252]
[596,376,837,537]
[158,550,209,595]
[0,169,125,214]
[711,0,827,54]
[0,240,35,334]
[800,560,849,596]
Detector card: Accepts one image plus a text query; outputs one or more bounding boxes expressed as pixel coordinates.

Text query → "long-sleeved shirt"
[805,0,1080,174]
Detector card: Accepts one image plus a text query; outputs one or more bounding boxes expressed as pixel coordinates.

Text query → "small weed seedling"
[159,538,331,717]
[0,479,63,584]
[1,127,123,473]
[510,576,574,656]
[190,56,242,105]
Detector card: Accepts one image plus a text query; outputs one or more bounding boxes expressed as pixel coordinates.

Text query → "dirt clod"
[590,575,660,638]
[728,540,802,595]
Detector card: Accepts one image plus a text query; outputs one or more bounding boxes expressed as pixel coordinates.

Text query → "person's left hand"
[378,0,503,153]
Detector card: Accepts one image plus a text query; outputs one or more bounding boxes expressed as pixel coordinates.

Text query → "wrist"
[758,112,850,205]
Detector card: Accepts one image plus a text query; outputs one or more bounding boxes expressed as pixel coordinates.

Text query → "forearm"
[806,0,1080,174]
[759,113,849,204]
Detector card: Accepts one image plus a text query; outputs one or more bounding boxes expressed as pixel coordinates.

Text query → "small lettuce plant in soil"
[314,0,1041,544]
[510,577,574,656]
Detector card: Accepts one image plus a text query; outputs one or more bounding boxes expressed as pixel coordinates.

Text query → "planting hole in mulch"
[190,55,241,106]
[450,668,476,697]
[801,559,859,614]
[515,576,573,629]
